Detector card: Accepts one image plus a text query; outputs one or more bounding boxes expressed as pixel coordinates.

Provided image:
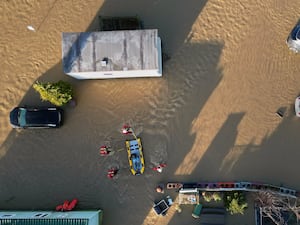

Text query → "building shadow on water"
[231,109,300,189]
[106,41,224,225]
[0,1,220,225]
[91,0,208,55]
[165,102,300,224]
[0,41,223,225]
[163,112,245,225]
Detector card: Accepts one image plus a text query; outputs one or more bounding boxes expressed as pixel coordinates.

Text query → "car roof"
[25,110,60,125]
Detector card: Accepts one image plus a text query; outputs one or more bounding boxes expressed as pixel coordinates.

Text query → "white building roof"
[62,29,162,79]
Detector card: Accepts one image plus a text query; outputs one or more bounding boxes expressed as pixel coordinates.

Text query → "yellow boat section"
[126,138,145,175]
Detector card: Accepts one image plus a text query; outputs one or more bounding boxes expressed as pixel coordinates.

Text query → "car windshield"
[19,108,27,127]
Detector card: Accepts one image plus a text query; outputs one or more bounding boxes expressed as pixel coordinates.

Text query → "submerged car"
[10,107,63,128]
[287,24,300,53]
[126,138,145,175]
[295,97,300,117]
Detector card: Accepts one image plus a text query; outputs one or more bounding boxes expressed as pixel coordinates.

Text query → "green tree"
[33,80,73,106]
[224,192,248,215]
[212,192,222,202]
[202,192,213,202]
[202,192,222,202]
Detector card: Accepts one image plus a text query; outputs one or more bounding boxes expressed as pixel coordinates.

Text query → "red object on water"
[62,200,70,211]
[100,146,110,156]
[107,168,117,179]
[152,164,167,173]
[67,199,78,210]
[55,199,78,211]
[122,124,132,134]
[56,205,63,211]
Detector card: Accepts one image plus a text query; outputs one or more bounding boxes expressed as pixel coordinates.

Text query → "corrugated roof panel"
[0,219,89,225]
[62,29,159,74]
[142,30,158,70]
[126,30,142,70]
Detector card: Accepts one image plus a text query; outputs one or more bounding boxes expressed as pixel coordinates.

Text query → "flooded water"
[1,1,300,225]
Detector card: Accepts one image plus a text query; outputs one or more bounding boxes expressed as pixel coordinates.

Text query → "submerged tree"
[202,192,222,202]
[224,191,248,215]
[255,191,300,225]
[33,80,73,106]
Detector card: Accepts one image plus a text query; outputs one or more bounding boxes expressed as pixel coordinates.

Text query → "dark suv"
[10,107,63,128]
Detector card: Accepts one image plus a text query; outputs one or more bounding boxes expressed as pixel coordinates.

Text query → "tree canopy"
[33,80,73,106]
[224,191,248,215]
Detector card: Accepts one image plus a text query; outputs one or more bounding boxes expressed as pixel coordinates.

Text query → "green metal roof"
[0,218,89,225]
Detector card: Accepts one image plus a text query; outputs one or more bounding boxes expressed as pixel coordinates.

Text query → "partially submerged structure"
[0,210,102,225]
[62,29,162,79]
[178,188,200,204]
[98,16,143,31]
[167,181,298,199]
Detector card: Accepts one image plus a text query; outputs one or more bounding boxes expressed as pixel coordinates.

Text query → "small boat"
[126,138,145,175]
